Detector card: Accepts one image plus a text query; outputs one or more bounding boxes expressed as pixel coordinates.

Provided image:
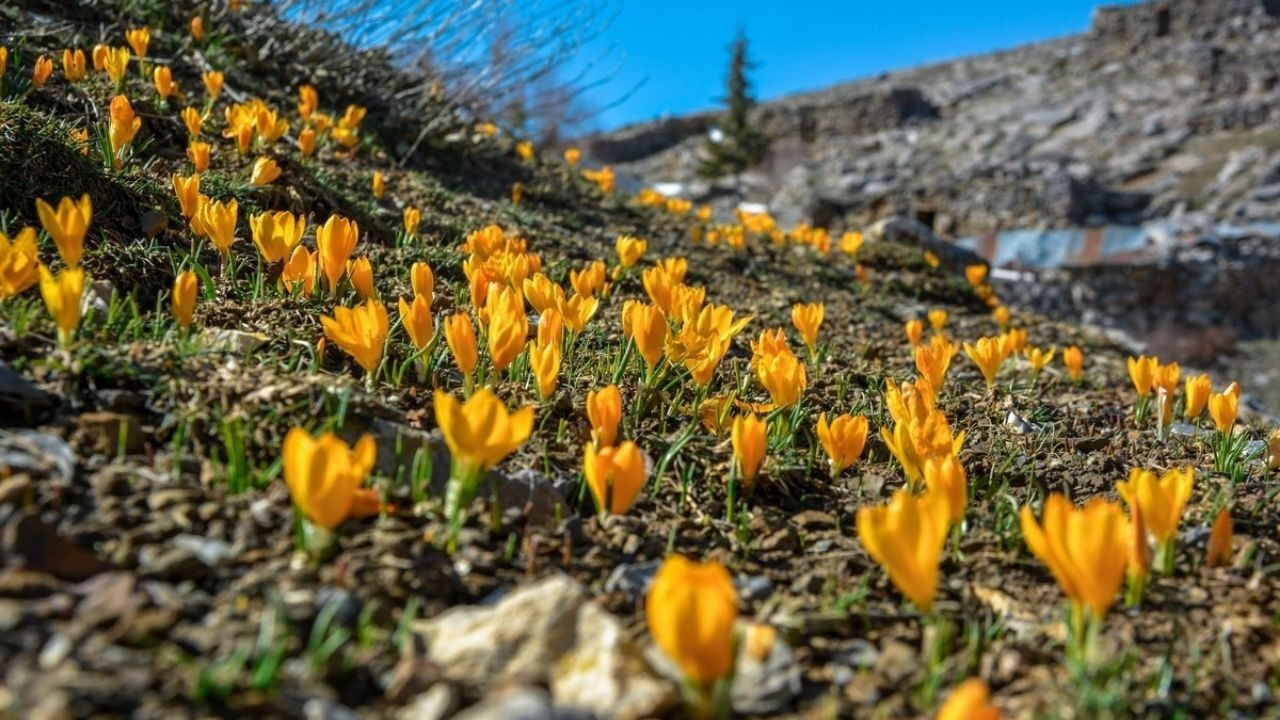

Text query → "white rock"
[415,574,676,720]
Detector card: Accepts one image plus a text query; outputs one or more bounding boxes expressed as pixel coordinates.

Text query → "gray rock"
[731,625,803,715]
[0,430,76,484]
[451,687,557,720]
[396,684,459,720]
[414,573,677,720]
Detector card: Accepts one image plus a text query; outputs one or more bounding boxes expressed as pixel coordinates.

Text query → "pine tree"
[698,27,769,180]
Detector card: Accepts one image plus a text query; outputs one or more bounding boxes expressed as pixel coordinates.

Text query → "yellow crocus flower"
[583,441,647,515]
[320,299,388,375]
[816,412,868,476]
[0,228,40,298]
[586,385,622,448]
[171,270,198,329]
[282,428,377,532]
[731,413,766,486]
[857,488,949,613]
[35,194,91,267]
[1020,493,1129,621]
[38,264,84,346]
[248,210,305,264]
[645,554,738,689]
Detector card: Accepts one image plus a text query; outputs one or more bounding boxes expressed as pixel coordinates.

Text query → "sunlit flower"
[297,84,317,118]
[341,256,373,299]
[1154,361,1180,398]
[403,207,421,238]
[1127,355,1157,397]
[753,341,807,408]
[857,488,949,612]
[1117,467,1192,573]
[928,309,947,333]
[190,16,204,42]
[125,27,150,59]
[840,230,863,257]
[282,428,378,532]
[187,141,211,172]
[582,165,615,194]
[38,265,84,346]
[485,285,528,373]
[0,47,9,78]
[992,305,1010,330]
[516,140,534,162]
[558,292,599,334]
[316,214,359,293]
[299,128,317,157]
[153,65,177,99]
[31,55,53,88]
[196,197,238,259]
[966,264,988,286]
[62,49,87,83]
[998,328,1026,357]
[249,210,304,263]
[963,336,1005,387]
[791,302,824,354]
[732,413,766,485]
[250,156,281,185]
[372,170,385,199]
[444,312,478,379]
[938,679,1001,720]
[522,273,565,314]
[108,94,141,166]
[35,194,91,267]
[616,235,647,269]
[405,262,432,305]
[584,441,647,515]
[1024,346,1055,379]
[1063,345,1084,384]
[880,404,965,487]
[1184,373,1212,419]
[320,298,388,374]
[1020,493,1129,621]
[181,106,203,137]
[924,454,967,526]
[0,228,40,298]
[587,385,622,447]
[202,70,223,99]
[103,47,129,88]
[434,387,533,539]
[528,337,561,399]
[1208,391,1238,434]
[172,270,198,329]
[564,147,580,166]
[646,555,737,689]
[281,245,315,295]
[619,301,667,372]
[1206,507,1233,568]
[816,412,868,476]
[397,294,432,352]
[915,336,957,391]
[905,319,923,346]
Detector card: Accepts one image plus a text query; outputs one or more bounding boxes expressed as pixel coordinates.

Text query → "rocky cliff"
[585,0,1280,236]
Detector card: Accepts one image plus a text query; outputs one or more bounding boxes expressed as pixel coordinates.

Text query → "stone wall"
[1091,0,1274,45]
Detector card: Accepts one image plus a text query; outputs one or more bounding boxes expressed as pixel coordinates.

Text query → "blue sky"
[572,0,1139,130]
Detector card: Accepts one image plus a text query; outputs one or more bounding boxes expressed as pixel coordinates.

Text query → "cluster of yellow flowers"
[0,196,92,346]
[13,17,1280,718]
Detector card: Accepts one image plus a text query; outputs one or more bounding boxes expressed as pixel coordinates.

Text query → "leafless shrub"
[270,0,626,145]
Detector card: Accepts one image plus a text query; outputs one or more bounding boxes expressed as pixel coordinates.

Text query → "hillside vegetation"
[0,2,1278,719]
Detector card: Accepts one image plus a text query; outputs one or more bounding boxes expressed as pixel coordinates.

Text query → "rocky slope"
[586,0,1280,235]
[584,0,1280,408]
